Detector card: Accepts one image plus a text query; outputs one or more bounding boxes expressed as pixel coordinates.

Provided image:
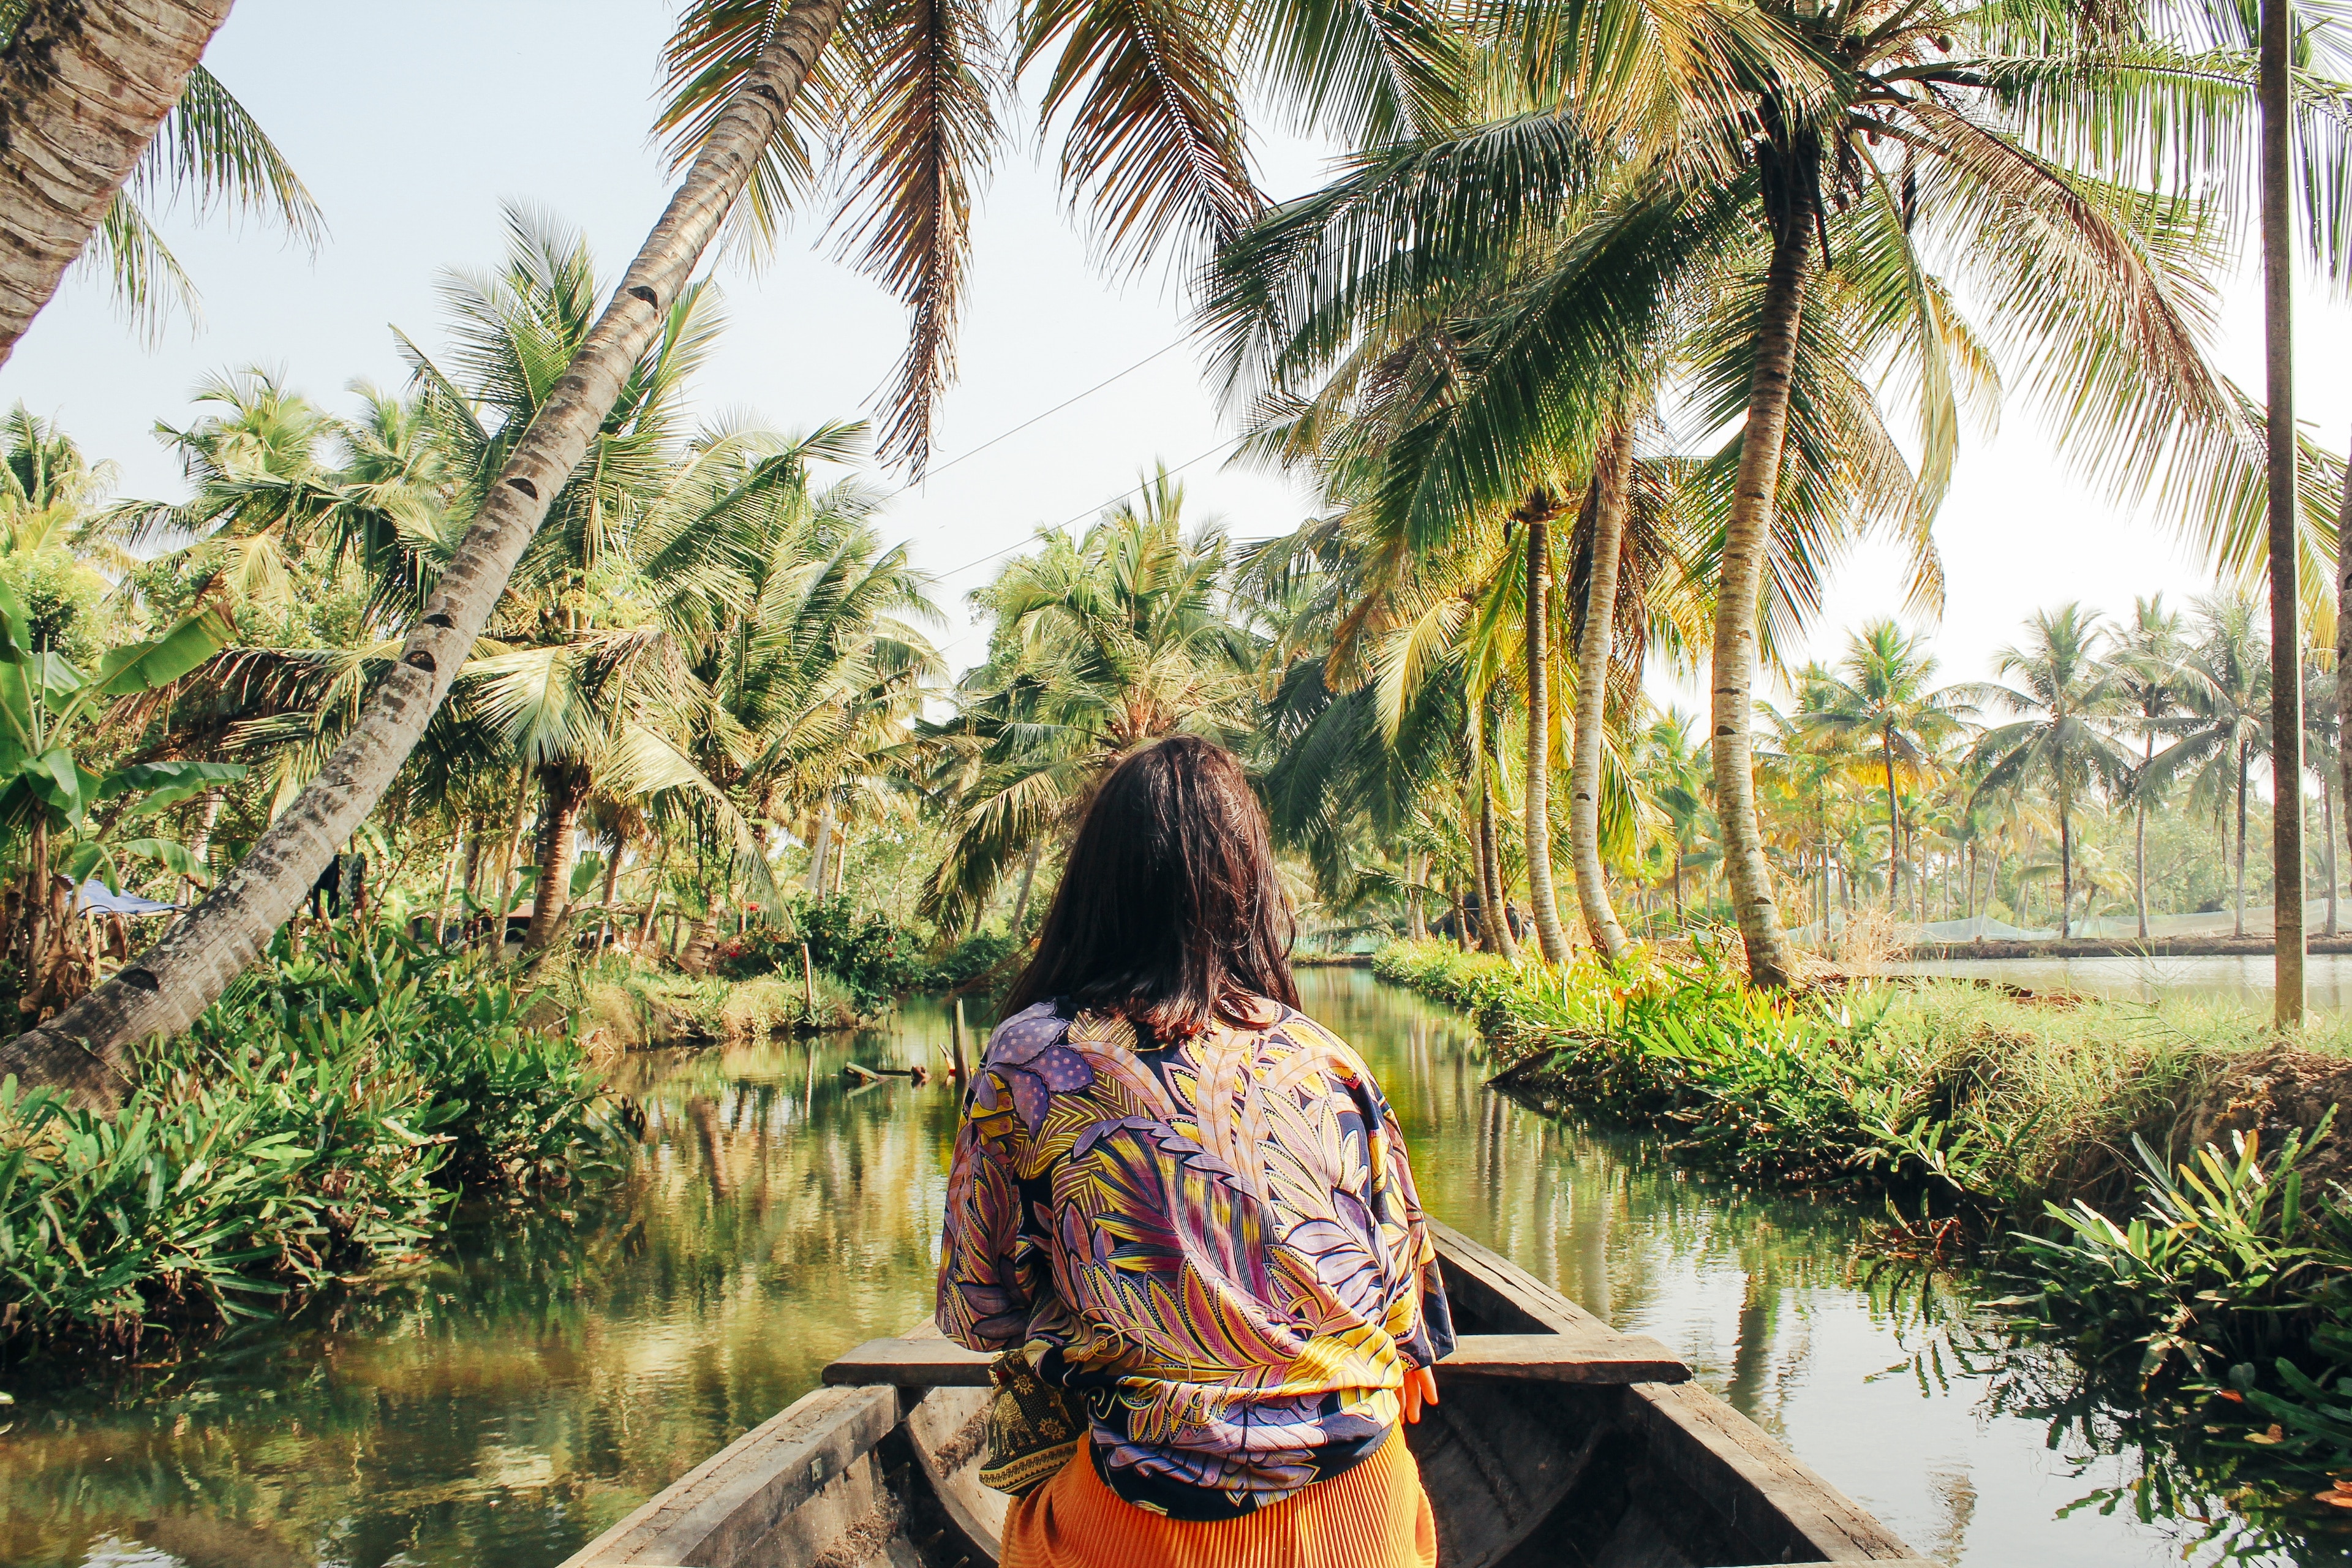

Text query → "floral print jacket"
[935,998,1454,1518]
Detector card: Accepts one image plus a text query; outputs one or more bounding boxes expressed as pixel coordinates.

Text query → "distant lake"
[1890,952,2352,1008]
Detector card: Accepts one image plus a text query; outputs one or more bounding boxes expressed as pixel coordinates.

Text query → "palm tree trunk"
[591,840,620,954]
[492,772,531,951]
[2262,0,2304,1022]
[524,765,589,951]
[1010,843,1039,930]
[1711,137,1812,990]
[2337,423,2352,951]
[1566,433,1632,962]
[1522,495,1575,964]
[2236,740,2251,939]
[1477,772,1518,961]
[806,795,834,894]
[2058,781,2073,940]
[1880,735,1901,914]
[2136,733,2152,940]
[19,817,51,1025]
[1407,850,1427,940]
[0,0,851,1102]
[635,872,666,950]
[682,911,722,974]
[184,786,223,903]
[2326,764,2339,937]
[0,0,234,368]
[1818,794,1831,942]
[434,829,462,945]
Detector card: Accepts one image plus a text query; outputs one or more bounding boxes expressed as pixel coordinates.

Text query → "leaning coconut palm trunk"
[0,0,233,366]
[1569,426,1632,961]
[1518,489,1574,965]
[1710,135,1811,991]
[0,0,848,1103]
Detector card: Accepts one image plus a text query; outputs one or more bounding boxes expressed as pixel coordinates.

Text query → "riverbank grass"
[1374,938,2335,1212]
[1377,938,2352,1494]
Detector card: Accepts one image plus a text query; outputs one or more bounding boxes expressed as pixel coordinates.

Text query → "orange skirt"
[999,1429,1438,1568]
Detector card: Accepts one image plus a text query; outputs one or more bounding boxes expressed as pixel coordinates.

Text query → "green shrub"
[2012,1115,2352,1385]
[712,897,930,1012]
[934,929,1023,992]
[1373,940,2226,1210]
[0,919,613,1348]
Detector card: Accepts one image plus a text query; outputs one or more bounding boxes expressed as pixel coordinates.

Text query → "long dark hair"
[1000,735,1297,1038]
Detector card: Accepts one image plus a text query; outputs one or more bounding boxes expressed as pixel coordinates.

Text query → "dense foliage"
[0,922,609,1349]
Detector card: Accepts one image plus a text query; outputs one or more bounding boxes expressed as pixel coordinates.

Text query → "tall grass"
[0,921,614,1350]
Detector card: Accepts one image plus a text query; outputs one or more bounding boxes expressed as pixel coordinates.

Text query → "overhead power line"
[928,434,1248,585]
[886,336,1191,497]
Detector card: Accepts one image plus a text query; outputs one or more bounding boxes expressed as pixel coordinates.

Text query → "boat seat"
[823,1330,1691,1388]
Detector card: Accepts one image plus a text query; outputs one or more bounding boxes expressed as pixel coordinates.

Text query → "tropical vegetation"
[7,0,2352,1553]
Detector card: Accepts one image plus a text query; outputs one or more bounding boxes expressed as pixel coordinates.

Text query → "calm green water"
[0,973,2292,1567]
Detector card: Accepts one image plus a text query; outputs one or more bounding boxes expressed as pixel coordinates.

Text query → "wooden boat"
[559,1221,1939,1568]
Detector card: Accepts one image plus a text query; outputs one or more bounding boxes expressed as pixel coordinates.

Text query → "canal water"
[0,970,2290,1567]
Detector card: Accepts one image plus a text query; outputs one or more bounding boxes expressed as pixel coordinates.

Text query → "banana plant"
[0,579,245,1019]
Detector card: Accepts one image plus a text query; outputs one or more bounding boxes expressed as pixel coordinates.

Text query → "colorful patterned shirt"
[935,997,1454,1519]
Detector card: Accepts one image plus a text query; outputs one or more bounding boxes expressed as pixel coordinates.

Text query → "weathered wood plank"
[823,1332,1687,1389]
[825,1339,993,1385]
[557,1382,897,1567]
[1444,1332,1688,1384]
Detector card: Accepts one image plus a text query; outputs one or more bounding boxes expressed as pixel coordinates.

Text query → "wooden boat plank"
[1444,1331,1688,1384]
[1425,1221,1920,1565]
[903,1384,1004,1567]
[825,1331,1688,1389]
[561,1383,897,1568]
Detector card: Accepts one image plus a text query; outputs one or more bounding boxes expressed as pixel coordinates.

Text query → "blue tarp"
[72,880,179,916]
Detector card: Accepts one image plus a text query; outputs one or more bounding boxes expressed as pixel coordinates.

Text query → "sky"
[2,0,2347,694]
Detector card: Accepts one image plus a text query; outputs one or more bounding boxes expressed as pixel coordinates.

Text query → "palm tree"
[2146,598,2274,939]
[1207,2,2350,985]
[105,368,450,625]
[1564,423,1635,961]
[0,1,304,363]
[922,475,1257,927]
[1968,606,2136,940]
[1802,622,1975,919]
[2108,594,2192,940]
[651,426,941,960]
[2304,656,2341,936]
[10,0,1485,1089]
[1634,706,1710,932]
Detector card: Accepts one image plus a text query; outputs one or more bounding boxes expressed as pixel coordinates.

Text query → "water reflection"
[0,974,2285,1567]
[0,1005,964,1568]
